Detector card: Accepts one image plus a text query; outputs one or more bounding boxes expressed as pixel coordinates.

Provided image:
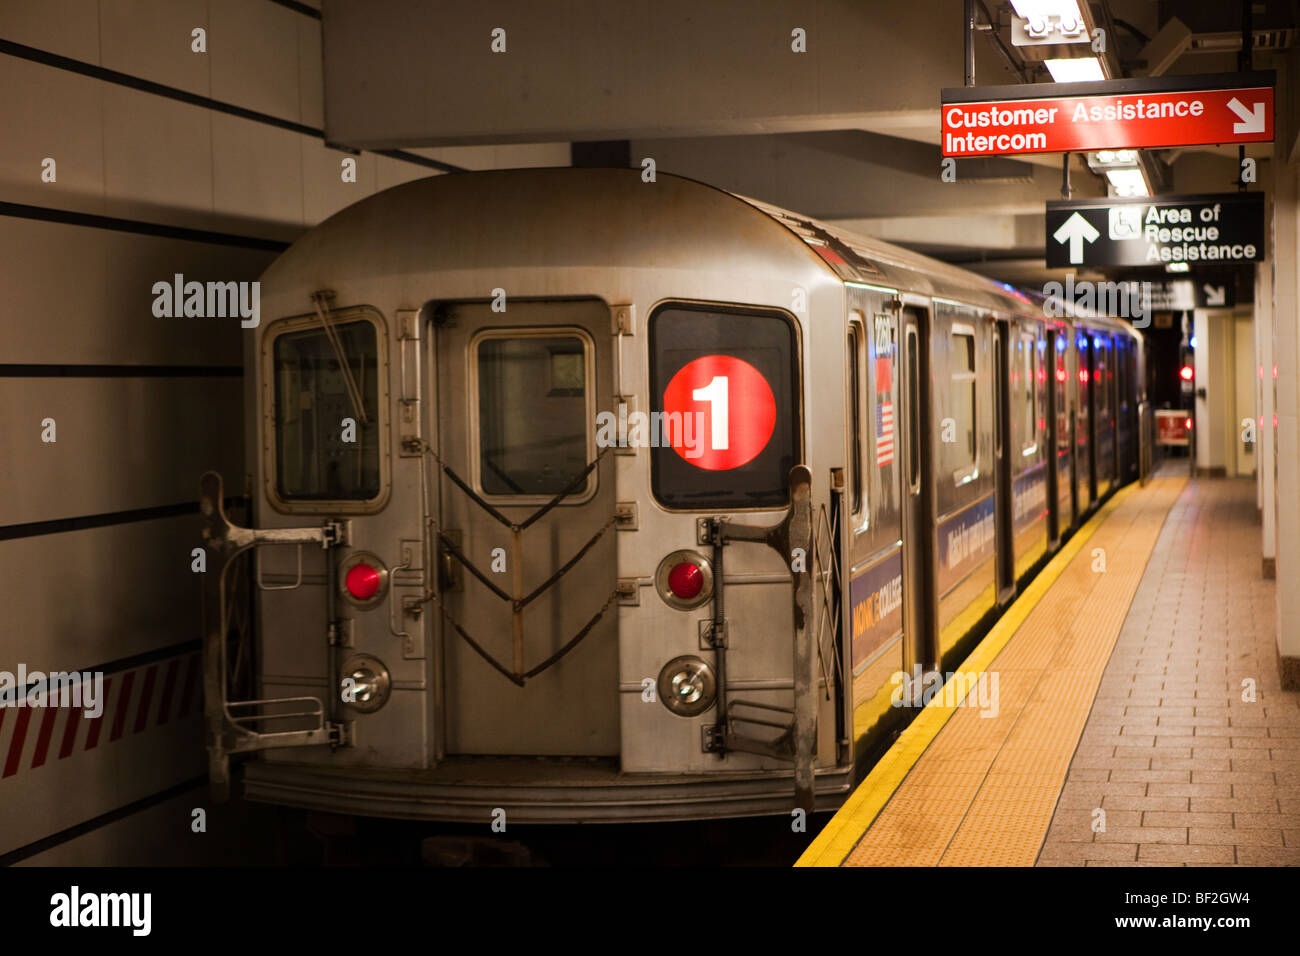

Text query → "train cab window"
[273,318,382,501]
[947,328,977,483]
[475,333,592,497]
[649,304,799,510]
[1019,332,1037,456]
[847,323,864,514]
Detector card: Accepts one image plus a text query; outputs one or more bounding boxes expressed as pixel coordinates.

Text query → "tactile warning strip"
[797,476,1186,867]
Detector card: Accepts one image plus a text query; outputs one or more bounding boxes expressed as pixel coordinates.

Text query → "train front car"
[198,168,854,822]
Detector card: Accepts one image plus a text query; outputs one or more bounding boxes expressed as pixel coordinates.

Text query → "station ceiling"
[320,0,1295,289]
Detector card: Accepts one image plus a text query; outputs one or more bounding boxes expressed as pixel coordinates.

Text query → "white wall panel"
[1,515,208,672]
[0,0,101,63]
[100,0,211,97]
[0,57,105,209]
[0,217,274,366]
[0,376,242,526]
[210,0,303,124]
[103,82,215,215]
[212,110,305,225]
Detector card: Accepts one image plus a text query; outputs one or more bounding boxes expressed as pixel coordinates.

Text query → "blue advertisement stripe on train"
[849,551,903,671]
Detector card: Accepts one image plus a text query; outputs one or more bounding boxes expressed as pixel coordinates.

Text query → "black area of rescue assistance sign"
[1045,193,1264,269]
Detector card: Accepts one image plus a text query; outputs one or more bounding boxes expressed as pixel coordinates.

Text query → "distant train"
[199,168,1148,822]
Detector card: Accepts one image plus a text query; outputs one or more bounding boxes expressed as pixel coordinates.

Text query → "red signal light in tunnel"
[345,563,382,601]
[1179,365,1194,382]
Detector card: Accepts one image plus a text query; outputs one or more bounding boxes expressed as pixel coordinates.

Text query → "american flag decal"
[876,400,895,465]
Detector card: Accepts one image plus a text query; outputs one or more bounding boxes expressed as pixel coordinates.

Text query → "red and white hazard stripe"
[0,651,199,780]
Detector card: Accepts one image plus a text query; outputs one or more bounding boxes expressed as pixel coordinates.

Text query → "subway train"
[198,167,1148,823]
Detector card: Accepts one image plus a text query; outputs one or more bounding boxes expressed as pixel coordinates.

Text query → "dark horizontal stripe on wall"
[83,639,203,682]
[267,0,321,19]
[0,775,207,867]
[0,200,291,251]
[0,497,247,543]
[0,364,244,378]
[0,39,464,174]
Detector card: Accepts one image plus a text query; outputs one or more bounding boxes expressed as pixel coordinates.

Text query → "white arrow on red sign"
[1053,212,1100,265]
[1226,97,1267,134]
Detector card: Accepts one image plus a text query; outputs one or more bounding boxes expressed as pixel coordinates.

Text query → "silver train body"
[199,168,1147,822]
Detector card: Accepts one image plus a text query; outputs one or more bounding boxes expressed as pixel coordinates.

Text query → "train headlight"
[340,654,391,713]
[657,656,716,717]
[655,550,713,609]
[339,552,389,608]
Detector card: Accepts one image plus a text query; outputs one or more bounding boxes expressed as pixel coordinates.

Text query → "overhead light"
[1045,57,1106,82]
[1167,262,1190,273]
[1106,168,1149,197]
[1010,0,1085,20]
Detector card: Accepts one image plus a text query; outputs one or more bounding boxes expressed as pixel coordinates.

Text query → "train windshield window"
[476,335,590,496]
[947,329,977,482]
[274,320,381,500]
[649,305,799,510]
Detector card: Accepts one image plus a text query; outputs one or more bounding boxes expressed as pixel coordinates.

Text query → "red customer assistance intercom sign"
[941,73,1274,157]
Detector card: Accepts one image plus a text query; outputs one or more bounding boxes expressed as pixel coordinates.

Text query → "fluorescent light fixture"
[1166,262,1190,273]
[1105,168,1149,197]
[1045,57,1105,82]
[1010,0,1084,20]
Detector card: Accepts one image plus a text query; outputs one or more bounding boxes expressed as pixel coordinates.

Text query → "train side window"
[1020,331,1038,457]
[474,332,593,498]
[847,321,864,515]
[948,327,977,484]
[272,317,383,503]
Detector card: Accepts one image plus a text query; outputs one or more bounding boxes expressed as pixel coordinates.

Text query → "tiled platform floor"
[1038,477,1300,866]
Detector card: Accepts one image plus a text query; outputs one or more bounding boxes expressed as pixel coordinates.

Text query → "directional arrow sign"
[1202,283,1227,307]
[1045,193,1265,269]
[942,71,1274,157]
[1054,212,1100,265]
[1226,97,1267,134]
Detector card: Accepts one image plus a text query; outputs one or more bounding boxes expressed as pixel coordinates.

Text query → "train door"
[431,298,619,756]
[899,307,937,671]
[992,320,1015,603]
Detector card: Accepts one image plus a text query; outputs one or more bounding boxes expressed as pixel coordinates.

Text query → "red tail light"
[345,563,382,601]
[1179,365,1194,382]
[1185,418,1193,430]
[667,562,704,600]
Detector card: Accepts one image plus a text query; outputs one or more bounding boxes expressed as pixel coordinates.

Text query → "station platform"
[798,472,1300,867]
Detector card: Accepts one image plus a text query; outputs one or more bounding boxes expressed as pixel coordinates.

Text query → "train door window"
[1055,332,1069,450]
[847,320,864,515]
[270,313,385,506]
[473,330,594,499]
[1095,338,1111,422]
[649,304,799,510]
[948,325,978,484]
[906,326,920,492]
[1020,331,1038,457]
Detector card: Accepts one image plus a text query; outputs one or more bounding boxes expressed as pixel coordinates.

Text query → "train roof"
[264,166,1133,335]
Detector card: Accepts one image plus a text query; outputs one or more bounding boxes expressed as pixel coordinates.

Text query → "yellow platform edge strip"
[795,482,1140,868]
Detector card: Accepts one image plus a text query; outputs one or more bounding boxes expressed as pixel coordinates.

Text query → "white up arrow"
[1226,97,1266,134]
[1053,212,1100,265]
[1203,284,1227,307]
